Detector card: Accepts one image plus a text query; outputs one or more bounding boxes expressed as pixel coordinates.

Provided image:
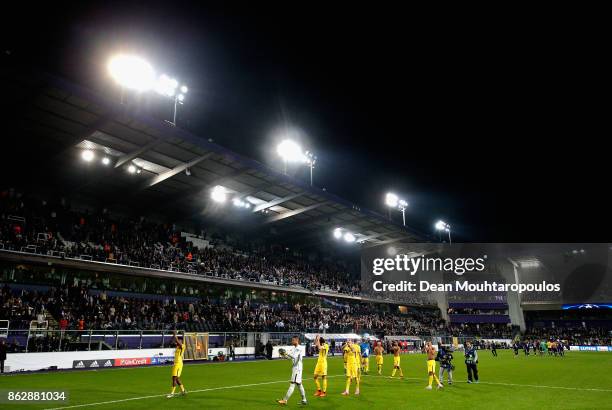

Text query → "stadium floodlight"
[232,198,251,209]
[435,220,452,244]
[333,227,343,239]
[155,74,178,97]
[385,193,408,226]
[180,85,188,93]
[276,139,317,186]
[343,232,356,243]
[108,55,155,92]
[101,157,111,165]
[211,185,227,203]
[303,150,317,186]
[385,193,399,208]
[277,139,304,163]
[81,150,95,162]
[333,227,359,244]
[127,164,137,174]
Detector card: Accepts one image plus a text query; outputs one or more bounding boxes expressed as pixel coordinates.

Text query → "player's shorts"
[393,356,401,367]
[376,355,384,365]
[291,369,303,384]
[314,362,327,376]
[362,357,369,364]
[427,359,436,373]
[171,364,183,377]
[345,363,358,378]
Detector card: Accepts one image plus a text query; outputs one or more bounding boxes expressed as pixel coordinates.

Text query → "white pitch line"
[374,375,612,393]
[44,375,346,410]
[43,373,612,409]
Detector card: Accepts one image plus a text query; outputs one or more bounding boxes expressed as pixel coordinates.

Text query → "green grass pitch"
[1,350,611,409]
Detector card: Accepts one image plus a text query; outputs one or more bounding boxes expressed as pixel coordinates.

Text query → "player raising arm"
[425,341,443,390]
[277,336,307,406]
[313,335,329,397]
[342,340,359,396]
[167,330,186,398]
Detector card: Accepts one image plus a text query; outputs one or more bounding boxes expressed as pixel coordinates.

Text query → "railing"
[1,329,318,354]
[0,328,519,355]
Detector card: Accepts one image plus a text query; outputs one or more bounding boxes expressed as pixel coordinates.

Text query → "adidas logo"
[90,361,99,368]
[104,360,112,367]
[75,361,85,368]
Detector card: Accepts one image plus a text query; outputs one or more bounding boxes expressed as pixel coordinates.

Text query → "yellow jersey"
[317,342,329,364]
[352,344,361,367]
[174,342,185,366]
[343,344,354,366]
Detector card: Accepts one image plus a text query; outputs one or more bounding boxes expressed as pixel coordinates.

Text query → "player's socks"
[171,386,176,395]
[323,378,327,393]
[298,384,306,402]
[179,385,185,394]
[392,368,397,377]
[345,378,351,392]
[428,375,433,387]
[434,375,441,385]
[284,384,296,401]
[315,379,321,392]
[399,369,403,378]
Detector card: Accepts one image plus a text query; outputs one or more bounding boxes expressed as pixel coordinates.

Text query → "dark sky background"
[2,3,608,242]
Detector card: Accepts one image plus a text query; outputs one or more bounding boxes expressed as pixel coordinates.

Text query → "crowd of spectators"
[0,189,360,296]
[0,283,442,335]
[524,326,611,346]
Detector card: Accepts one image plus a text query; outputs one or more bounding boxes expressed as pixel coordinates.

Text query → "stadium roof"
[3,69,428,249]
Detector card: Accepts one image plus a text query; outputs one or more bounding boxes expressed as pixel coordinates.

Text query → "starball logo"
[372,254,486,276]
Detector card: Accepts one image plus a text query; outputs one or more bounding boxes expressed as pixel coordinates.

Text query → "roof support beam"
[363,236,407,248]
[144,153,214,188]
[252,192,304,213]
[114,138,164,168]
[356,232,388,243]
[263,202,327,224]
[271,209,347,235]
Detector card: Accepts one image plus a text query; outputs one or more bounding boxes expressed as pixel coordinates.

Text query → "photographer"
[464,341,479,383]
[436,343,454,385]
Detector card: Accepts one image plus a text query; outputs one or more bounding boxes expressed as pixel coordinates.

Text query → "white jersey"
[285,346,303,384]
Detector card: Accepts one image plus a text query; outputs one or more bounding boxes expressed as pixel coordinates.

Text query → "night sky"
[2,3,608,242]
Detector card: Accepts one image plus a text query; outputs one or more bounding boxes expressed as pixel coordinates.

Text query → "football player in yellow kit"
[313,336,329,397]
[167,331,186,398]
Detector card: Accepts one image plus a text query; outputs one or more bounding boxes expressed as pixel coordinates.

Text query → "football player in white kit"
[277,335,308,406]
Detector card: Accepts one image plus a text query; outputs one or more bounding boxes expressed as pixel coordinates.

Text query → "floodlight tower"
[435,220,451,244]
[276,139,317,186]
[107,54,155,103]
[385,193,409,226]
[155,74,188,126]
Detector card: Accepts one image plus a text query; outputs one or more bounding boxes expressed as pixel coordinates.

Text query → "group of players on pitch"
[277,335,455,405]
[164,332,472,405]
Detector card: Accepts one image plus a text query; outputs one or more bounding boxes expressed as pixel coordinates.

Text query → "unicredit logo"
[114,357,151,366]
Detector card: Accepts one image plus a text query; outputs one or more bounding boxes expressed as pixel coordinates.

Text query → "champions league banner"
[361,243,612,304]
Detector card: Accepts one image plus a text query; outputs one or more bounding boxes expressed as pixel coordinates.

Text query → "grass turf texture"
[1,350,611,409]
